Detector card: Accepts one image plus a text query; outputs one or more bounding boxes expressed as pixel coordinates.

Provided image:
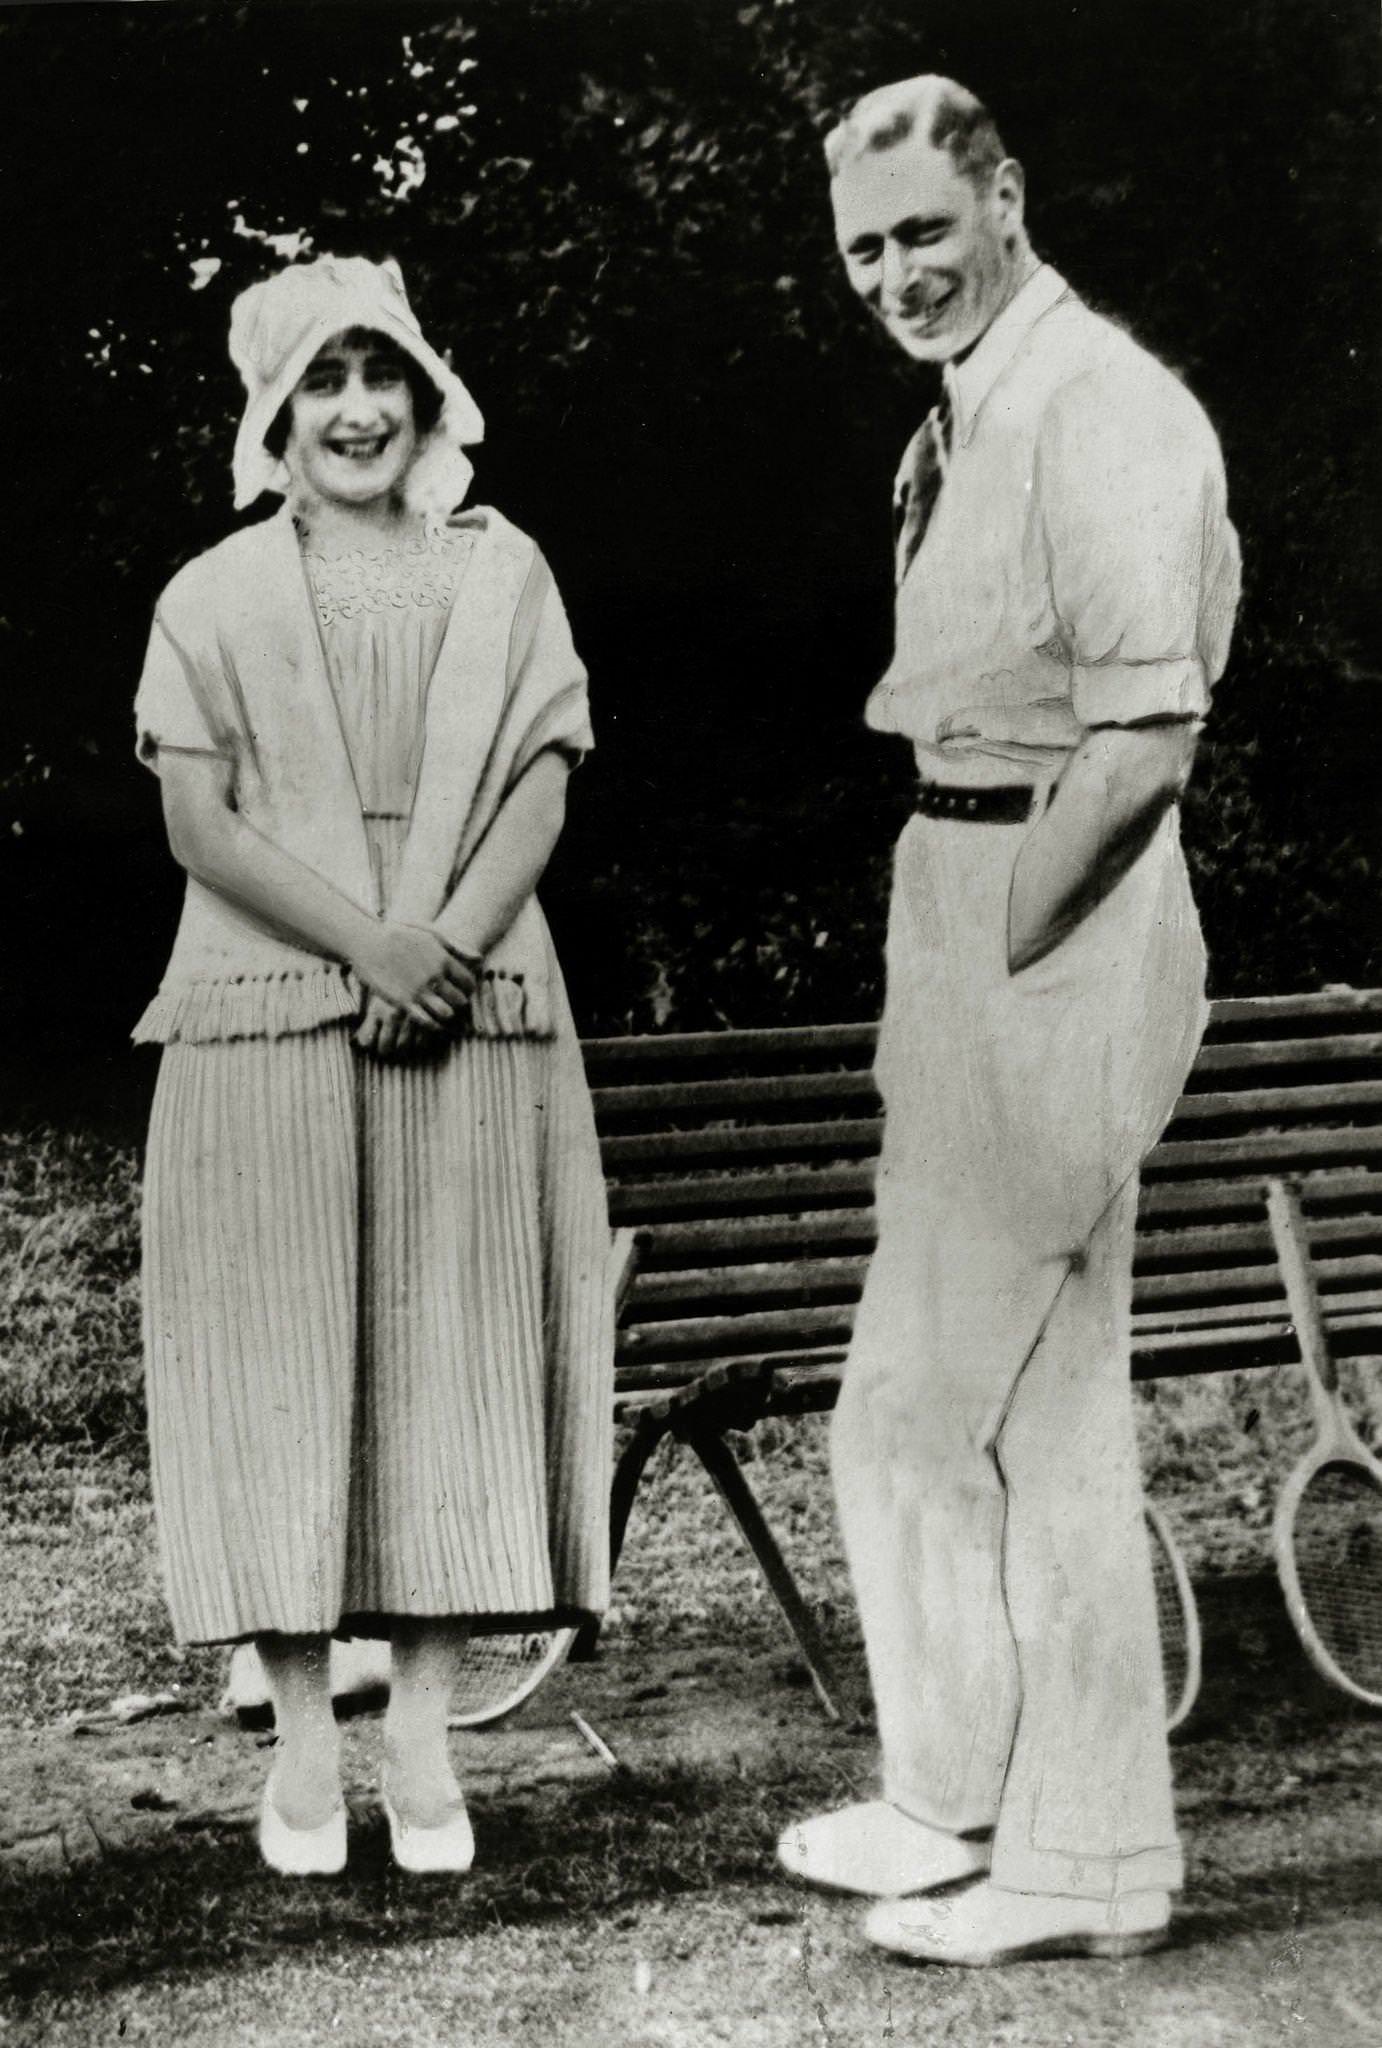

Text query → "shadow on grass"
[1171,1850,1382,1958]
[5,1573,1379,2011]
[7,1765,1382,2005]
[0,1755,840,2004]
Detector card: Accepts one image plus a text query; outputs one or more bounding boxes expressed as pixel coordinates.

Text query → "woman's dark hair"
[262,325,444,458]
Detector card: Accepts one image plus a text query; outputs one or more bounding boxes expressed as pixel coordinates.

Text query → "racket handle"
[1266,1177,1339,1397]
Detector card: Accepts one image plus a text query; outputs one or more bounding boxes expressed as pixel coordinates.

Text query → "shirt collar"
[943,263,1071,445]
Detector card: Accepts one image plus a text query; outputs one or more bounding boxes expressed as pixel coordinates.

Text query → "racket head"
[1275,1452,1382,1707]
[1145,1501,1202,1732]
[447,1628,575,1730]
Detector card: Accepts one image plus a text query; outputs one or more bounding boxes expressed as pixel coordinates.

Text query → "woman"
[135,255,613,1876]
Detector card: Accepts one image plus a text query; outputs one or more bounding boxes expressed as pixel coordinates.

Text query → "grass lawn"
[2,1130,1381,2043]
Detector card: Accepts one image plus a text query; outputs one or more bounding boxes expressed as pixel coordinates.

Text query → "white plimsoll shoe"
[380,1788,475,1875]
[257,1792,347,1877]
[776,1801,990,1898]
[863,1879,1172,1966]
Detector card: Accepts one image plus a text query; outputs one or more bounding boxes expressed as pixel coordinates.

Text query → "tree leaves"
[0,0,1373,1043]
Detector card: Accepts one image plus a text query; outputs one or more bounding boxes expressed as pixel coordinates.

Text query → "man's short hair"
[825,75,1008,189]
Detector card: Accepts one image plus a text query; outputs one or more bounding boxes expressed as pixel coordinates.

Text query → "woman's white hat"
[228,253,485,512]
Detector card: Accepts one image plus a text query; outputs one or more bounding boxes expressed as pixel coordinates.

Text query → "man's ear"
[991,157,1027,240]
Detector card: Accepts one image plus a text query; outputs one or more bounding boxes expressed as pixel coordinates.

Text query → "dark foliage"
[0,0,1374,1117]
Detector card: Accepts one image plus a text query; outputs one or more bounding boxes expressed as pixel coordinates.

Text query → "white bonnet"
[228,254,485,512]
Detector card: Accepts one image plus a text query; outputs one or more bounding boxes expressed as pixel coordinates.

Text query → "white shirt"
[871,265,1241,783]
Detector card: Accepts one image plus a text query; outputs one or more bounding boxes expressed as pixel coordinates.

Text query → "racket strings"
[1292,1464,1382,1694]
[1151,1541,1189,1709]
[1148,1523,1192,1725]
[450,1631,567,1723]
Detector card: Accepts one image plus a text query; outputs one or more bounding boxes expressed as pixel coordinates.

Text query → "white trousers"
[832,807,1207,1900]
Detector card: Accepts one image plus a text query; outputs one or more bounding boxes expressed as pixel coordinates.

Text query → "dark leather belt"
[915,776,1035,825]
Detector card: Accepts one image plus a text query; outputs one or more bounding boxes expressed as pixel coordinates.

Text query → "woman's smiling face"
[284,328,419,508]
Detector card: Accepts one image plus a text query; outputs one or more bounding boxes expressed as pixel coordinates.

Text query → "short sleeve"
[133,610,225,771]
[509,551,595,778]
[1038,365,1237,728]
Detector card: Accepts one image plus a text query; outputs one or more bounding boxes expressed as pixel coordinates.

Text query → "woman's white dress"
[141,526,612,1644]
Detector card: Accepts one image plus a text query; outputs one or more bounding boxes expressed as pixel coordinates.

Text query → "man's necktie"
[894,382,953,585]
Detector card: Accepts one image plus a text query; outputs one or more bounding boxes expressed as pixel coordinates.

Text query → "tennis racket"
[224,1628,574,1730]
[1146,1501,1202,1731]
[1267,1176,1382,1707]
[447,1628,575,1729]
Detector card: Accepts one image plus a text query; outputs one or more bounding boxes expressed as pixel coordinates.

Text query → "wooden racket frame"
[1267,1176,1382,1708]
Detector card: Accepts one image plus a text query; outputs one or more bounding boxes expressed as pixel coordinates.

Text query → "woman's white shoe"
[863,1879,1171,1966]
[257,1792,348,1876]
[380,1788,475,1875]
[776,1800,990,1898]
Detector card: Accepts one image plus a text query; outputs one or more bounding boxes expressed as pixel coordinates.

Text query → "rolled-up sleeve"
[133,610,226,770]
[1038,365,1235,728]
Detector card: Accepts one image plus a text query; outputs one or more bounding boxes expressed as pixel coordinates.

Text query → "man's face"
[831,136,1024,363]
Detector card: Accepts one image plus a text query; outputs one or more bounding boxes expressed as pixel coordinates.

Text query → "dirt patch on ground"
[2,1575,1380,2047]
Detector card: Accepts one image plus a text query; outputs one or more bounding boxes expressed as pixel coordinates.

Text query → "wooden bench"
[580,988,1382,1716]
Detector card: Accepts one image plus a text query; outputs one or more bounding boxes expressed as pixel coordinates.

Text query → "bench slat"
[610,1161,1382,1228]
[592,1071,878,1120]
[606,1114,1382,1179]
[621,1252,1382,1324]
[1135,1213,1382,1267]
[1139,1259,1361,1310]
[1135,1167,1382,1222]
[1191,1033,1382,1075]
[618,1302,857,1361]
[616,1344,1382,1425]
[635,1210,880,1264]
[591,1053,1382,1129]
[601,1118,884,1171]
[1132,1286,1382,1335]
[1142,1126,1382,1178]
[1203,990,1382,1032]
[633,1201,1382,1271]
[601,1102,1382,1175]
[1169,1079,1382,1123]
[608,1164,877,1221]
[616,1286,1382,1366]
[627,1258,867,1314]
[584,1022,877,1072]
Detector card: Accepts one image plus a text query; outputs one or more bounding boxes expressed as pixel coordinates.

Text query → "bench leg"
[686,1426,845,1723]
[571,1412,668,1662]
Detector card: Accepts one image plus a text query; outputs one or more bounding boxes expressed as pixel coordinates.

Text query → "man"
[777,77,1239,1965]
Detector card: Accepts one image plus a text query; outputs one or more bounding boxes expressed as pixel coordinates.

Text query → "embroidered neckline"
[298,517,467,628]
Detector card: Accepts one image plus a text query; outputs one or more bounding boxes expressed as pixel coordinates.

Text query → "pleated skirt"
[141,994,613,1646]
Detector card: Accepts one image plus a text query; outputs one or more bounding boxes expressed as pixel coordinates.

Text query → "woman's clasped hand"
[351,920,479,1055]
